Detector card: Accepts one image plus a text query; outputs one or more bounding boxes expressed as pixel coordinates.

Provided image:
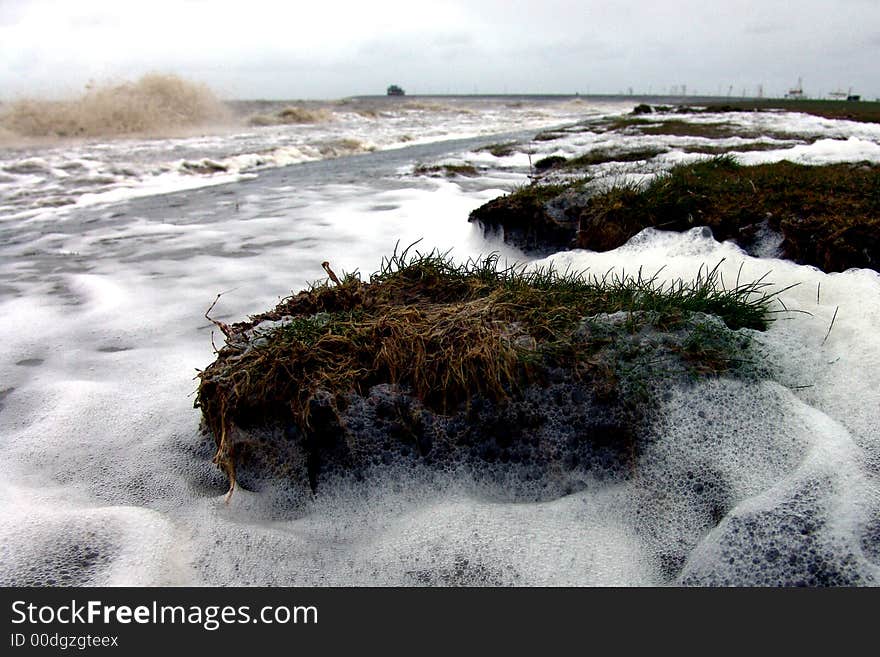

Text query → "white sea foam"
[1,99,878,586]
[736,136,880,165]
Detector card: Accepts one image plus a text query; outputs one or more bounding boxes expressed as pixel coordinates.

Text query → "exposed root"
[205,292,232,339]
[322,261,342,286]
[209,401,238,502]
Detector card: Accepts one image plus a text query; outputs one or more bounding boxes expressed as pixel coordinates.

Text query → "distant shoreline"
[228,95,880,124]
[695,98,880,124]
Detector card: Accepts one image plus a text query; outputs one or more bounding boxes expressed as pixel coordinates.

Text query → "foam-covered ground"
[1,102,879,585]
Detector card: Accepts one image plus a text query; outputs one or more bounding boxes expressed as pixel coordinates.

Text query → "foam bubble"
[0,481,188,586]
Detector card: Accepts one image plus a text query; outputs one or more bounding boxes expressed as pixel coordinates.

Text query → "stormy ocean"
[1,79,879,586]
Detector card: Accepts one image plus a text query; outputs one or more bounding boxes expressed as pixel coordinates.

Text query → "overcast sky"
[1,0,878,100]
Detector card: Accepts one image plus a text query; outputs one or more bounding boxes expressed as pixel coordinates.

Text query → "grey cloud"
[2,0,880,100]
[742,21,785,36]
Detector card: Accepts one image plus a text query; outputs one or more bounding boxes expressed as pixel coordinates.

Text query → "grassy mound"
[534,148,667,172]
[196,246,779,496]
[475,142,519,157]
[468,182,576,254]
[470,157,880,272]
[413,163,480,177]
[575,157,880,271]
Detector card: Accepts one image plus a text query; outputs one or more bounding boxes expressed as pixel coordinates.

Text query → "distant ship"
[387,85,405,96]
[785,77,806,100]
[829,87,861,102]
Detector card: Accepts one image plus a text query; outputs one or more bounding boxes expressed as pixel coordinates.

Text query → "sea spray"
[0,74,231,139]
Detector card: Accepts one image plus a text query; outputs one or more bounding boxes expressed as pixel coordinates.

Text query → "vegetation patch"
[475,142,519,157]
[533,155,568,172]
[574,157,880,271]
[470,156,880,272]
[581,117,743,139]
[534,131,566,142]
[585,116,659,133]
[196,246,777,498]
[414,163,480,177]
[679,142,797,155]
[533,148,667,174]
[636,120,742,139]
[583,115,820,144]
[564,147,667,168]
[469,182,578,253]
